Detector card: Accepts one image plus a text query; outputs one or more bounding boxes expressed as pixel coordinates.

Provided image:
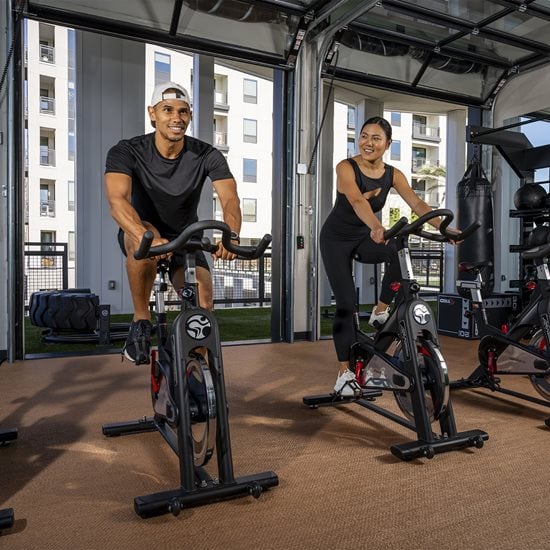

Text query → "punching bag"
[455,156,494,298]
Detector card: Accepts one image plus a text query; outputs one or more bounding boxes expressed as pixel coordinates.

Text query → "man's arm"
[212,177,242,259]
[104,172,148,244]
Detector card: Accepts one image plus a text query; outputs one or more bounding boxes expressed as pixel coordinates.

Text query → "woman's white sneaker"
[368,308,389,327]
[334,370,361,397]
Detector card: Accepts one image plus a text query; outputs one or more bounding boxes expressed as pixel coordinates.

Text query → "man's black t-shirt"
[105,133,234,237]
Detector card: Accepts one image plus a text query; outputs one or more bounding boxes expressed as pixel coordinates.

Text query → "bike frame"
[102,221,278,518]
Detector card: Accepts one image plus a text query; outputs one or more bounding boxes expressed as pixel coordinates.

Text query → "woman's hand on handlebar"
[445,226,462,244]
[370,224,387,244]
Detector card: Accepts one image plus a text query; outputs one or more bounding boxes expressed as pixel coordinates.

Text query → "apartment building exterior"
[384,110,447,223]
[25,20,76,286]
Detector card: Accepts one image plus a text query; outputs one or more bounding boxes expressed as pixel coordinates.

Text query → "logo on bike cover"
[185,314,212,340]
[413,304,431,325]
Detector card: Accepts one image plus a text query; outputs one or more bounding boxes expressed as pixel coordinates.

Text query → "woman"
[320,116,446,397]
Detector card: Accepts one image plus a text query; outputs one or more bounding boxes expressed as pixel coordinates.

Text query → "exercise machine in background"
[453,236,550,421]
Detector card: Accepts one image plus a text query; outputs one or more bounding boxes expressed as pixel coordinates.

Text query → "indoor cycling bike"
[102,220,278,518]
[304,209,489,461]
[452,240,550,421]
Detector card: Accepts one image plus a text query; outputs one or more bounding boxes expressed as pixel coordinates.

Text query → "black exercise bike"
[452,240,550,420]
[102,220,278,518]
[304,209,489,461]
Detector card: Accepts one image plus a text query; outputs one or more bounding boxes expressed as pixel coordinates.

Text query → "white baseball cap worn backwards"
[150,81,190,107]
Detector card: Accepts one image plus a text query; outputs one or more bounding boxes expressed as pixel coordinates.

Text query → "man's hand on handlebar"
[133,234,172,261]
[212,241,237,261]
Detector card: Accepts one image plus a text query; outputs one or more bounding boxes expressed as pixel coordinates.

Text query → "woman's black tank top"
[327,159,394,228]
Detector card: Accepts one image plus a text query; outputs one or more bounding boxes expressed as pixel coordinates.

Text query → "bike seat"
[458,260,493,274]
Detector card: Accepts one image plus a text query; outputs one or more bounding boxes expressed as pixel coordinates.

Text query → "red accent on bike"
[150,349,161,394]
[419,346,431,357]
[525,281,537,291]
[487,351,497,376]
[390,282,401,292]
[501,324,508,334]
[355,358,365,385]
[539,339,547,352]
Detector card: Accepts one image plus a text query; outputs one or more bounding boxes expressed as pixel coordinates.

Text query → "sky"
[520,118,550,185]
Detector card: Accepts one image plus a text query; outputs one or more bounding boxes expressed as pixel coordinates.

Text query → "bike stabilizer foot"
[134,471,279,518]
[0,508,14,530]
[390,429,489,462]
[303,389,382,408]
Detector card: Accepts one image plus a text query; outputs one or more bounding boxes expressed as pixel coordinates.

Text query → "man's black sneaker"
[123,319,152,365]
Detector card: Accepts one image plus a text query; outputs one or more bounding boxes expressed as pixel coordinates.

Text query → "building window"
[243,158,257,182]
[68,132,75,162]
[243,118,257,143]
[242,198,257,222]
[243,78,257,104]
[347,138,355,158]
[40,87,55,114]
[40,135,53,166]
[40,231,56,267]
[390,140,401,161]
[154,51,171,85]
[68,180,75,211]
[68,231,75,261]
[40,230,55,252]
[39,41,54,63]
[412,146,427,171]
[40,180,55,217]
[347,106,356,130]
[390,112,401,127]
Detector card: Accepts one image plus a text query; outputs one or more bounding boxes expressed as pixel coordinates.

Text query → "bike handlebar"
[134,220,272,261]
[382,208,479,243]
[522,242,550,260]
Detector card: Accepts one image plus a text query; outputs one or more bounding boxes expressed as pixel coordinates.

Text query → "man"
[105,81,242,365]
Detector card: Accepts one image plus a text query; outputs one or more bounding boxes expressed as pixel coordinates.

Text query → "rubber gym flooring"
[1,336,550,549]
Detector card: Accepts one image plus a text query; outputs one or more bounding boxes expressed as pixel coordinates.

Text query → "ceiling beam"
[169,0,184,37]
[24,3,288,68]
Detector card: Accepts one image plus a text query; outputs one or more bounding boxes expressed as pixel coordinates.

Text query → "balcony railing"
[39,44,55,64]
[215,90,228,105]
[411,159,439,173]
[40,148,56,167]
[214,131,228,147]
[40,199,56,217]
[412,123,441,142]
[40,96,55,115]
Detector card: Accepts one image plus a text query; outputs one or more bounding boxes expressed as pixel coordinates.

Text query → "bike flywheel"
[393,339,449,423]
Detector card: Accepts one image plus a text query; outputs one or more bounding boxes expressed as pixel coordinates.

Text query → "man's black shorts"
[117,228,211,275]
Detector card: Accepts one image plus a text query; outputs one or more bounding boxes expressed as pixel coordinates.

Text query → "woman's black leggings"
[320,229,400,362]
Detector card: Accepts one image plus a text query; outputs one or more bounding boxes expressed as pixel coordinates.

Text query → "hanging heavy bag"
[455,156,494,298]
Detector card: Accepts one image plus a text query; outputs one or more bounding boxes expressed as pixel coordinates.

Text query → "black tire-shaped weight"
[29,291,53,327]
[29,291,99,332]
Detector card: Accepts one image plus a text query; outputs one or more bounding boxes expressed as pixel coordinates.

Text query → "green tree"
[417,165,446,178]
